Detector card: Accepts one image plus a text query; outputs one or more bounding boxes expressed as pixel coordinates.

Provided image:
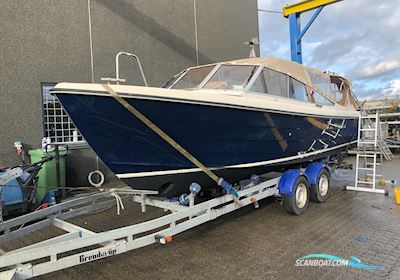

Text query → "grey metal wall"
[0,0,258,185]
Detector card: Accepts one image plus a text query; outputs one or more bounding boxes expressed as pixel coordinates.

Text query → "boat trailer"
[0,162,330,279]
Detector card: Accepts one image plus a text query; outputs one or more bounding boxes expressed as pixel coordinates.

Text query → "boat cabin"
[163,57,358,110]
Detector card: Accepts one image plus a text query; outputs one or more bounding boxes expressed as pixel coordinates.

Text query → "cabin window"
[172,65,215,89]
[249,68,288,97]
[312,91,334,106]
[289,78,309,102]
[203,65,258,90]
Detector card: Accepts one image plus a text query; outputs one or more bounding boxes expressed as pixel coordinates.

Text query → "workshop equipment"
[28,144,68,202]
[0,156,54,218]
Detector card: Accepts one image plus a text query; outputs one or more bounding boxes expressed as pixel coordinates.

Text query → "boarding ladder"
[323,119,346,140]
[346,112,392,194]
[308,118,346,151]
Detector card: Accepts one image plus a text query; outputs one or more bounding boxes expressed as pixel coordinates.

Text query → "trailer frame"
[0,175,284,279]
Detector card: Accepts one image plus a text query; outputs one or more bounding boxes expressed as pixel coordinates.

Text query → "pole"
[289,13,302,63]
[55,144,61,198]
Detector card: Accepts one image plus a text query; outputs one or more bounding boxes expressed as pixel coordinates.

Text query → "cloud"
[257,0,400,100]
[383,80,400,98]
[309,33,367,68]
[353,86,384,101]
[352,79,400,101]
[352,55,400,80]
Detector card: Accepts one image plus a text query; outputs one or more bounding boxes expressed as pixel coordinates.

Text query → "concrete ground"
[2,156,400,280]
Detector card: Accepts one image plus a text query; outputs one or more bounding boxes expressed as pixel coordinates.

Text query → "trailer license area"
[79,247,117,263]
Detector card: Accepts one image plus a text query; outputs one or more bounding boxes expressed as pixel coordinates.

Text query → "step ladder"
[346,112,390,194]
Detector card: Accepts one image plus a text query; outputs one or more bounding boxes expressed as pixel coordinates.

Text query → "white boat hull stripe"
[116,141,356,178]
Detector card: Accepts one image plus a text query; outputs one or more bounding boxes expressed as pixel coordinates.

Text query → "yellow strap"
[101,84,220,184]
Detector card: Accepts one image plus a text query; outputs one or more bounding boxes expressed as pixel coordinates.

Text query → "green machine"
[28,145,68,203]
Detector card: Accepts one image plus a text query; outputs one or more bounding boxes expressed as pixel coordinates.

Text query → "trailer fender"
[304,162,330,186]
[278,169,310,196]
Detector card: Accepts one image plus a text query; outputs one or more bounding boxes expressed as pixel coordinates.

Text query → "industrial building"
[0,0,258,186]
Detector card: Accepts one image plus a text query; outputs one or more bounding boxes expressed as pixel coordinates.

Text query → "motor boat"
[52,56,359,196]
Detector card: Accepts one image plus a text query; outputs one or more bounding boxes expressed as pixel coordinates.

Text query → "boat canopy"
[163,57,358,109]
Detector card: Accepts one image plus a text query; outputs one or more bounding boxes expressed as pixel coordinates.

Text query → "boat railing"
[115,51,148,86]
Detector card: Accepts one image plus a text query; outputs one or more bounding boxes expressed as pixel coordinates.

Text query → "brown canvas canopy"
[227,57,357,109]
[227,57,327,89]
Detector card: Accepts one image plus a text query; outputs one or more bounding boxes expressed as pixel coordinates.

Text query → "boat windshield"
[171,65,215,89]
[161,70,187,88]
[330,75,359,109]
[306,69,335,102]
[203,65,258,90]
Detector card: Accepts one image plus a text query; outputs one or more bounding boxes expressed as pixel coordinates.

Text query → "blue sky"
[257,0,400,100]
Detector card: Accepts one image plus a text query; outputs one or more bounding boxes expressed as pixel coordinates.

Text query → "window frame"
[201,64,262,91]
[166,64,218,89]
[197,63,222,89]
[172,65,217,90]
[41,82,88,149]
[246,66,312,103]
[166,63,265,91]
[244,65,266,92]
[165,63,338,107]
[161,69,187,88]
[289,76,310,102]
[306,69,335,101]
[309,89,335,106]
[246,66,290,98]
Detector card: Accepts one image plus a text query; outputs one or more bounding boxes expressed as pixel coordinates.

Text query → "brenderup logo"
[79,248,117,263]
[295,254,383,269]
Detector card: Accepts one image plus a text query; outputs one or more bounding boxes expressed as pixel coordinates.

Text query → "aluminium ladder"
[363,112,394,161]
[346,112,391,194]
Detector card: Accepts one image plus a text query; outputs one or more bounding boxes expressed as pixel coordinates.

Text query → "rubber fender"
[278,169,309,196]
[304,162,330,186]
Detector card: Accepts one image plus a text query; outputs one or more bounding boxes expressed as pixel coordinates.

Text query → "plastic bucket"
[394,187,400,205]
[43,190,57,206]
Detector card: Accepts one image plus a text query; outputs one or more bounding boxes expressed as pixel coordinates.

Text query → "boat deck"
[2,156,400,280]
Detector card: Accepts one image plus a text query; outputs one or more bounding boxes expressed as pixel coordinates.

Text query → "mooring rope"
[110,191,124,215]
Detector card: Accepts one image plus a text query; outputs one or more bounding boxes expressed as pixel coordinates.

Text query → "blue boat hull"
[54,92,357,196]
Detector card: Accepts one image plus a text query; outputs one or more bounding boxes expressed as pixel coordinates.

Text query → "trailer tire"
[283,176,309,215]
[310,168,330,203]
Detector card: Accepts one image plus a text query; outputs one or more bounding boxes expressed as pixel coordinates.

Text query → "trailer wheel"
[310,169,330,203]
[283,176,309,215]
